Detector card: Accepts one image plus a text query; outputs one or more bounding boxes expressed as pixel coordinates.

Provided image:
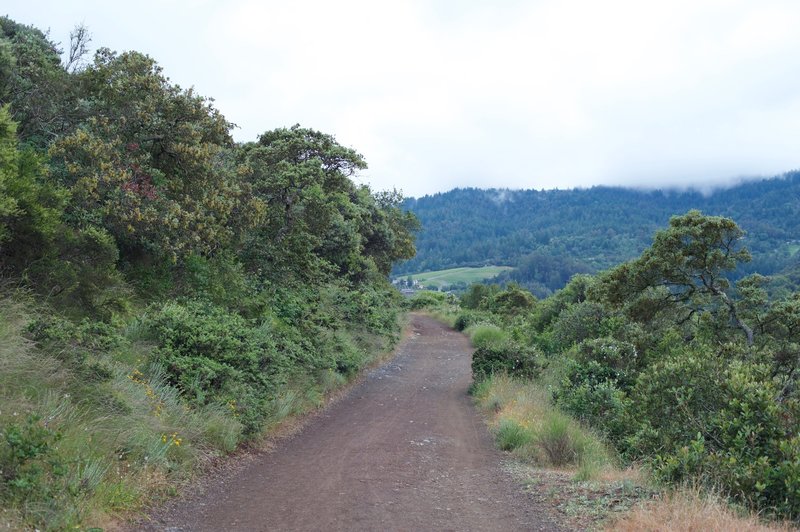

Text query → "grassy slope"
[0,294,400,529]
[402,266,513,288]
[0,297,244,528]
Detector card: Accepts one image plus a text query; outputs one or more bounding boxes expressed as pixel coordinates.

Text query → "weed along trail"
[137,314,561,531]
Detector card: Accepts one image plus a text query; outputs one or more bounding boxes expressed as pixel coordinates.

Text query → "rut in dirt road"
[137,314,562,531]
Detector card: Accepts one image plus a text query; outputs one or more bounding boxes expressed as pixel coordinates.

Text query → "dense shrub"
[469,323,508,349]
[627,347,727,457]
[651,362,800,519]
[145,301,293,433]
[551,301,610,350]
[0,105,66,254]
[460,283,500,310]
[143,296,392,434]
[405,290,452,310]
[454,311,480,331]
[472,341,541,380]
[26,226,130,321]
[0,414,101,528]
[179,252,254,311]
[338,281,402,336]
[488,284,536,315]
[26,315,124,390]
[0,415,63,503]
[553,379,631,445]
[571,337,639,375]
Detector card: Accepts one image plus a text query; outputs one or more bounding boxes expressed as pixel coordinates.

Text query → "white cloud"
[5,0,800,196]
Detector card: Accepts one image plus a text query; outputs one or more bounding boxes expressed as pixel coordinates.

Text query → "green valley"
[395,266,512,290]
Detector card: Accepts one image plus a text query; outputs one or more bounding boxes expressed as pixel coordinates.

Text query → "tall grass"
[607,486,795,532]
[473,373,614,478]
[466,323,508,349]
[0,295,394,529]
[496,418,533,450]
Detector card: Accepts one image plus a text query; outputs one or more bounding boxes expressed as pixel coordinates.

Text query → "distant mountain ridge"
[395,172,800,295]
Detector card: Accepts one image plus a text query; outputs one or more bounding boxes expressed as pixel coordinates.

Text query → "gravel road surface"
[134,314,561,531]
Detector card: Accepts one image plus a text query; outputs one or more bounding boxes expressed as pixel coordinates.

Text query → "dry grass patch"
[472,373,615,478]
[607,488,796,532]
[474,374,661,529]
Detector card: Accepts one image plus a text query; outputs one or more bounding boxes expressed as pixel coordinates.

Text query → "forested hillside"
[0,17,417,529]
[397,177,800,295]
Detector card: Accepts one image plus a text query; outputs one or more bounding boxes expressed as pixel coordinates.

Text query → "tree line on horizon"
[396,178,800,297]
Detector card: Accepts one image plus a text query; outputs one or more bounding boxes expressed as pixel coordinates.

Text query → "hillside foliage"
[0,16,417,529]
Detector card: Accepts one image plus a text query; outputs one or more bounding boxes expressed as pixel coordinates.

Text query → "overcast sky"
[5,0,800,197]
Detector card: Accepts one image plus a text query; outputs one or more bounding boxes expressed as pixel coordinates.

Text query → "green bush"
[702,363,798,518]
[572,337,639,376]
[0,105,67,269]
[145,301,293,433]
[472,341,541,380]
[143,297,387,435]
[488,284,536,315]
[179,252,253,311]
[0,413,97,529]
[0,415,62,502]
[26,315,125,391]
[628,347,726,457]
[630,356,800,519]
[460,283,500,310]
[323,329,366,376]
[553,379,631,445]
[551,301,611,349]
[338,281,402,336]
[26,226,131,321]
[469,323,507,349]
[550,338,637,444]
[454,311,479,332]
[405,290,450,310]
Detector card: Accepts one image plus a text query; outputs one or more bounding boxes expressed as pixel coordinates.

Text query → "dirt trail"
[136,314,561,531]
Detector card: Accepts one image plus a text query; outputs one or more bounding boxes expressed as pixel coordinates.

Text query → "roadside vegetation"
[472,374,614,479]
[413,210,800,528]
[0,17,418,529]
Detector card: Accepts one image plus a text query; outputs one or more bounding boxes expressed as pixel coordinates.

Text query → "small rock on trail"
[134,314,563,531]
